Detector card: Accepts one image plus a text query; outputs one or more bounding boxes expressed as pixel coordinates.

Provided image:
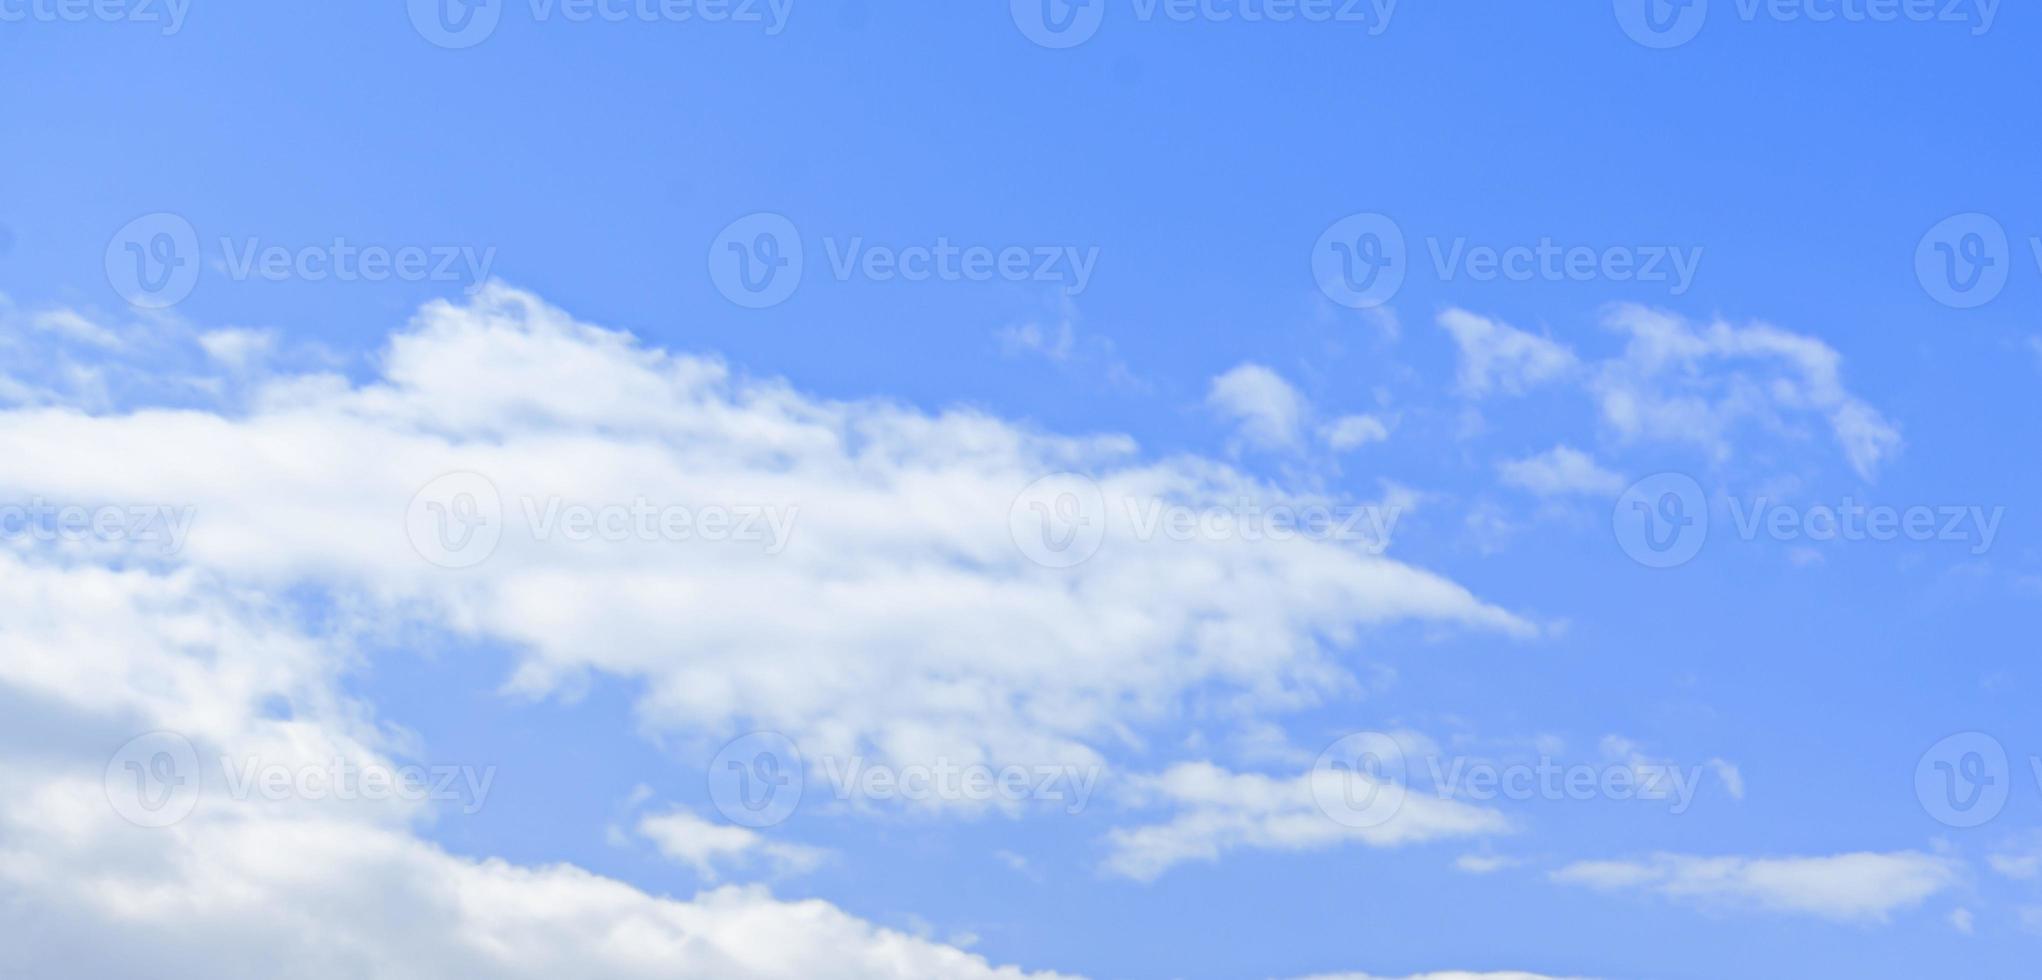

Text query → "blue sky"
[3,3,2041,979]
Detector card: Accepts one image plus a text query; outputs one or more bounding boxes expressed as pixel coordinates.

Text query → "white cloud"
[1551,850,1960,923]
[198,327,277,368]
[1592,737,1736,809]
[0,286,1529,809]
[996,320,1076,362]
[1705,758,1745,800]
[1437,305,1900,480]
[995,305,1141,391]
[1322,414,1392,452]
[1207,362,1307,450]
[1987,842,2042,880]
[0,286,1546,977]
[1495,446,1623,497]
[638,808,827,882]
[1949,907,1975,935]
[1101,761,1510,882]
[0,548,1065,979]
[1436,310,1579,397]
[1589,305,1900,480]
[32,309,125,349]
[1453,853,1521,875]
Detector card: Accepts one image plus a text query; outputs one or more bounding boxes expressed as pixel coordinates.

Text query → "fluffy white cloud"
[1437,306,1900,480]
[1101,761,1510,881]
[1949,907,1975,935]
[1705,758,1745,800]
[1322,413,1392,452]
[0,286,1528,794]
[1551,850,1959,923]
[0,548,1062,979]
[0,286,1542,977]
[1207,362,1308,450]
[1987,840,2042,880]
[1453,853,1521,874]
[639,808,828,882]
[1436,310,1579,397]
[1589,305,1900,480]
[1495,446,1623,496]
